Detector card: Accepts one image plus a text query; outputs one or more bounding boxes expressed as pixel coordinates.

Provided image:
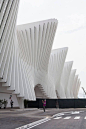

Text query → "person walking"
[10,100,13,108]
[42,99,46,112]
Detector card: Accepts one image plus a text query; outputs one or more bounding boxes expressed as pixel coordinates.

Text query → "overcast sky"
[17,0,86,98]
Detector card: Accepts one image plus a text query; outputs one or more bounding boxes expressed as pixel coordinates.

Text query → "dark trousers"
[43,106,45,112]
[11,104,13,108]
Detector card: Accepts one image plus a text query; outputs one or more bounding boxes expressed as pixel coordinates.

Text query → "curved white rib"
[16,19,58,99]
[59,61,73,98]
[74,78,81,98]
[73,75,79,98]
[48,47,68,98]
[66,69,76,98]
[0,0,20,90]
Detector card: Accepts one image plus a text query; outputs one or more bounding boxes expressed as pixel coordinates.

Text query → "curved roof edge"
[17,18,58,28]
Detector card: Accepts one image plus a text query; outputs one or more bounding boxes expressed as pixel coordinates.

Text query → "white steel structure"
[59,61,73,98]
[75,79,81,98]
[48,48,68,98]
[16,19,58,99]
[0,0,81,108]
[73,76,81,98]
[0,0,23,107]
[66,69,76,98]
[73,75,79,98]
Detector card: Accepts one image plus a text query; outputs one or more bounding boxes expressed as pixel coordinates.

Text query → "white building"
[48,48,68,98]
[0,0,81,108]
[66,69,76,98]
[59,61,73,98]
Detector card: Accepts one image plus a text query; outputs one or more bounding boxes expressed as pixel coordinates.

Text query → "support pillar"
[17,98,24,109]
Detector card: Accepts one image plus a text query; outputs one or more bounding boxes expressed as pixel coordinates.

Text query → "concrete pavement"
[0,108,86,129]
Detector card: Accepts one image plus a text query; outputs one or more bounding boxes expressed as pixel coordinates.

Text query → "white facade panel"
[59,61,73,98]
[16,19,58,99]
[73,75,79,98]
[66,69,76,98]
[48,48,68,98]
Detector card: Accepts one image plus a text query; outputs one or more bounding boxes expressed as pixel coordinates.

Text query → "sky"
[17,0,86,98]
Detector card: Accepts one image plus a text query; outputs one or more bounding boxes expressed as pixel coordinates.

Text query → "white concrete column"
[17,98,24,109]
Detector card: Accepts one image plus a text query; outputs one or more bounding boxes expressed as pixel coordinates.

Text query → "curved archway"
[34,84,48,99]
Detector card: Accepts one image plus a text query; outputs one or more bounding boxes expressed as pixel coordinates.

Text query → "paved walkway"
[0,108,86,129]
